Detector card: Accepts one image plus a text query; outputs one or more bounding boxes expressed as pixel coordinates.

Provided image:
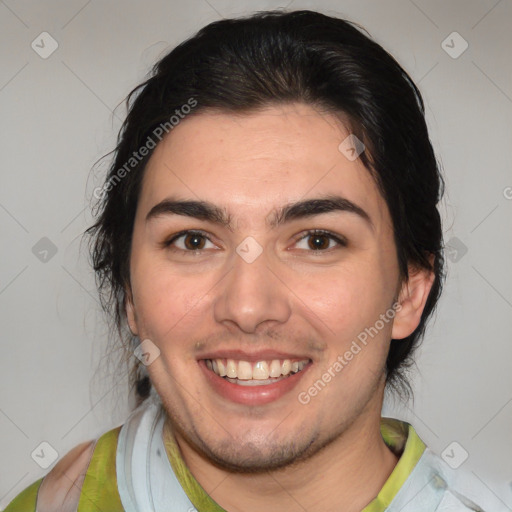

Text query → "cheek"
[294,262,389,338]
[130,253,214,342]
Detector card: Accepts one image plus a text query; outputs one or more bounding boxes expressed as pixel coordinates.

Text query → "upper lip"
[197,349,312,362]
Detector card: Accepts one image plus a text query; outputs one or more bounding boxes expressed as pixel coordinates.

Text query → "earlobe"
[391,260,435,340]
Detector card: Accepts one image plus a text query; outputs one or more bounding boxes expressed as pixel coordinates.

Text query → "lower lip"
[199,360,311,406]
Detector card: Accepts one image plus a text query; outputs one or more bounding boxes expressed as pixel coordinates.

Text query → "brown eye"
[295,230,347,252]
[307,233,331,250]
[164,230,215,252]
[182,233,207,250]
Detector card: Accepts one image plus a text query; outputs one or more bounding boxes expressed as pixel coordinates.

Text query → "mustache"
[191,329,326,354]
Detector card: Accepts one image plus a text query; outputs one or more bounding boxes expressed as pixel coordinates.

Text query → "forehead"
[137,103,389,231]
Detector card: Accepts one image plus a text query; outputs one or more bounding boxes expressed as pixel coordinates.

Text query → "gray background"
[1,0,511,508]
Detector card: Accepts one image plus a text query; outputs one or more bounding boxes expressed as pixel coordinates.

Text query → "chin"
[185,419,352,475]
[198,438,318,474]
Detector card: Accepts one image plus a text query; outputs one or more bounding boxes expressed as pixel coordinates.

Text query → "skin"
[126,103,434,512]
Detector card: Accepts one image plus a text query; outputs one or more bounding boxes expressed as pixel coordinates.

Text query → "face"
[126,103,425,472]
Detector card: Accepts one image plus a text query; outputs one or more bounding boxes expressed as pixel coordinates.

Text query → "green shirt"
[3,416,425,511]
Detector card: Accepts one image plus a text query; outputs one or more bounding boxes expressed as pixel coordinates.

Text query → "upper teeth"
[205,358,309,380]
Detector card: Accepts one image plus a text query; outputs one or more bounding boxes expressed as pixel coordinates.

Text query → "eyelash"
[162,229,347,253]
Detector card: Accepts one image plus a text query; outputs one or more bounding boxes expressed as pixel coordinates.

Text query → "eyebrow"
[145,194,374,231]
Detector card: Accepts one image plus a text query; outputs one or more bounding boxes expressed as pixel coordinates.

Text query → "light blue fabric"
[116,394,511,512]
[116,392,195,512]
[379,447,510,511]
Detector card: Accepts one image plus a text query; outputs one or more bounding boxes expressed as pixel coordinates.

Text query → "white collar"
[116,393,195,512]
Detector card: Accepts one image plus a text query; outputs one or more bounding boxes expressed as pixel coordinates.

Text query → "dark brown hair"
[85,9,445,406]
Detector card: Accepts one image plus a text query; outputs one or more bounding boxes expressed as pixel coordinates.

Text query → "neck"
[164,403,399,512]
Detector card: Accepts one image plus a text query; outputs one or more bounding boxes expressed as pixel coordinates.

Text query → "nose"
[213,245,292,334]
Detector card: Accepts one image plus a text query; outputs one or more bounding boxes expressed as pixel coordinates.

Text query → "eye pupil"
[184,234,205,250]
[308,234,329,250]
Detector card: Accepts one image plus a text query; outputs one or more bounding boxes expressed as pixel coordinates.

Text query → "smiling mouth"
[204,358,311,386]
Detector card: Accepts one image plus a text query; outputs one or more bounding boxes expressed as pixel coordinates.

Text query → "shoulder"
[389,422,511,512]
[3,440,97,512]
[4,425,123,512]
[2,477,43,512]
[36,439,97,512]
[417,448,512,512]
[36,425,123,512]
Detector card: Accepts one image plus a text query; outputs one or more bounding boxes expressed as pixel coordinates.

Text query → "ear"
[125,286,139,337]
[391,257,436,340]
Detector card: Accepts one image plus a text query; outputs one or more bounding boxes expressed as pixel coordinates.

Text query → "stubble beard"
[162,386,380,475]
